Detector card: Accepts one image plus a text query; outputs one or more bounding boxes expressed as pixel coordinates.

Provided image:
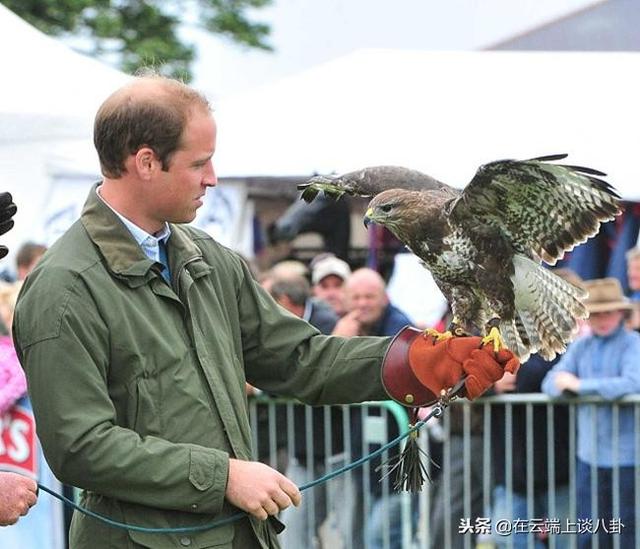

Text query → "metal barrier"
[249,394,640,549]
[248,395,411,549]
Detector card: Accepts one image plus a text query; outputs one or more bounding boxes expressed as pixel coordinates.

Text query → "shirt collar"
[96,185,171,263]
[303,299,312,322]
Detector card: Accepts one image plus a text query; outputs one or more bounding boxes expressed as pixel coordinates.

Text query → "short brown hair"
[16,242,47,270]
[269,276,311,308]
[94,75,211,178]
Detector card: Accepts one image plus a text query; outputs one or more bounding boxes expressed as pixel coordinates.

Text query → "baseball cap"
[311,254,351,285]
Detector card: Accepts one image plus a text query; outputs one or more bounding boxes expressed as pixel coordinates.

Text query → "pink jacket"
[0,335,27,414]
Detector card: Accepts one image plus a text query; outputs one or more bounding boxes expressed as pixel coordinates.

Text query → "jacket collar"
[80,184,203,282]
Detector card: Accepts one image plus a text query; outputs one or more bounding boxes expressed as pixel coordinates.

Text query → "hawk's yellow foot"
[482,326,505,353]
[423,328,453,341]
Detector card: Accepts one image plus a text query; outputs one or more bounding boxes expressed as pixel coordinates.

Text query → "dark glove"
[0,192,17,259]
[381,326,520,404]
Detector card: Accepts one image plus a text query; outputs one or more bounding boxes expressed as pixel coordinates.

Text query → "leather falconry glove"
[0,192,17,260]
[382,326,520,405]
[380,326,520,493]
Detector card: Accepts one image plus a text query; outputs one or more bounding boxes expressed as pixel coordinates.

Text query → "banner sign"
[0,399,38,478]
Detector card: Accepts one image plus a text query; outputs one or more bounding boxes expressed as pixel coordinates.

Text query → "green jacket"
[14,187,390,549]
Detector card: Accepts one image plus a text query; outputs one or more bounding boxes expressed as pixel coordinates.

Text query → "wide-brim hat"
[583,277,633,313]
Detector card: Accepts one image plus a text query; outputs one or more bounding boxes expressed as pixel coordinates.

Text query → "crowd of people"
[247,249,640,549]
[1,74,639,549]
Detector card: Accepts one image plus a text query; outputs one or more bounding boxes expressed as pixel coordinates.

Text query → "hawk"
[299,155,622,361]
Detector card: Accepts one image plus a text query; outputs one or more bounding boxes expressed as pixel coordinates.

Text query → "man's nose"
[203,161,217,187]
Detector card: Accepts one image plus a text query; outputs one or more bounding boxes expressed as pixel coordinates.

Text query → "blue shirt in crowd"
[542,324,640,467]
[370,303,413,337]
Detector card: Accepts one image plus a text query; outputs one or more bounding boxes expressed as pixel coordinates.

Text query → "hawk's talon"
[446,318,474,337]
[481,326,504,353]
[423,328,453,342]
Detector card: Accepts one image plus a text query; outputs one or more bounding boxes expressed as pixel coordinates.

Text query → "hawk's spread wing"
[298,165,451,203]
[449,154,622,265]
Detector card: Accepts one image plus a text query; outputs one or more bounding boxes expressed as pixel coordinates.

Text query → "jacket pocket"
[126,374,162,436]
[126,512,235,548]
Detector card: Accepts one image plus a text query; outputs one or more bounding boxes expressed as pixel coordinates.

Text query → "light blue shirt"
[95,187,171,263]
[542,325,640,466]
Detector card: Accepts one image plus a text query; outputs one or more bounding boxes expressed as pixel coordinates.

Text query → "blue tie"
[158,239,171,284]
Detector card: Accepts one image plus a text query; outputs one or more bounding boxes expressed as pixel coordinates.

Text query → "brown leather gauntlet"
[381,326,520,404]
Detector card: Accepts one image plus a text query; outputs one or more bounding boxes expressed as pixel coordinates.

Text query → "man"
[310,253,351,317]
[15,241,47,281]
[543,278,640,549]
[333,267,412,337]
[0,192,38,528]
[0,472,37,527]
[13,76,513,548]
[266,274,350,548]
[330,267,414,548]
[269,274,338,335]
[626,247,640,300]
[625,247,640,329]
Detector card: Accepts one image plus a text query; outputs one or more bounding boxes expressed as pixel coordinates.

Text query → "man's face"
[152,108,217,225]
[588,310,625,337]
[628,258,640,291]
[313,275,347,316]
[345,278,388,326]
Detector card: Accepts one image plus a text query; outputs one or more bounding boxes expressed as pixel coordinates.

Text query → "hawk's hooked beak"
[364,207,374,228]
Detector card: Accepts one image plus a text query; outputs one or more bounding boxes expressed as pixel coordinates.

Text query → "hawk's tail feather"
[504,255,587,362]
[500,317,534,363]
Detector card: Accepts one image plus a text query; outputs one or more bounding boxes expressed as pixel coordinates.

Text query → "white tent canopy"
[215,48,640,200]
[0,4,129,143]
[2,6,639,268]
[0,5,130,260]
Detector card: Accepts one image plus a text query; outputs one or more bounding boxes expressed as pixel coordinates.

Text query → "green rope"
[36,408,442,535]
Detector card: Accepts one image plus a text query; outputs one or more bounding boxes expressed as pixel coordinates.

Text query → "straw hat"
[583,278,633,313]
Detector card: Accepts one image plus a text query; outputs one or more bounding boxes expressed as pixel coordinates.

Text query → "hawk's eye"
[380,204,393,213]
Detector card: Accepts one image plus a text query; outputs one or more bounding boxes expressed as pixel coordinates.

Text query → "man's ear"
[133,146,159,180]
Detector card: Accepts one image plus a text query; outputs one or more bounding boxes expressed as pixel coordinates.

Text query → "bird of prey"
[298,156,622,361]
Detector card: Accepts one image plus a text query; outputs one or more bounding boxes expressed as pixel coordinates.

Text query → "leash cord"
[36,405,445,534]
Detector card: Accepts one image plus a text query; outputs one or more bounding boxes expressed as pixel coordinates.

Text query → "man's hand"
[331,310,362,336]
[0,192,17,260]
[493,371,517,394]
[225,459,301,521]
[0,472,37,526]
[553,371,580,394]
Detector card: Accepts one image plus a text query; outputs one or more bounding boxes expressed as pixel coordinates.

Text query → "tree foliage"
[2,0,272,81]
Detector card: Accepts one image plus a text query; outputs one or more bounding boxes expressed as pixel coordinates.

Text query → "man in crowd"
[15,242,47,281]
[625,246,640,329]
[267,273,353,548]
[269,274,338,335]
[310,253,351,318]
[626,246,640,301]
[13,75,514,548]
[329,267,414,548]
[333,267,412,337]
[543,278,640,548]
